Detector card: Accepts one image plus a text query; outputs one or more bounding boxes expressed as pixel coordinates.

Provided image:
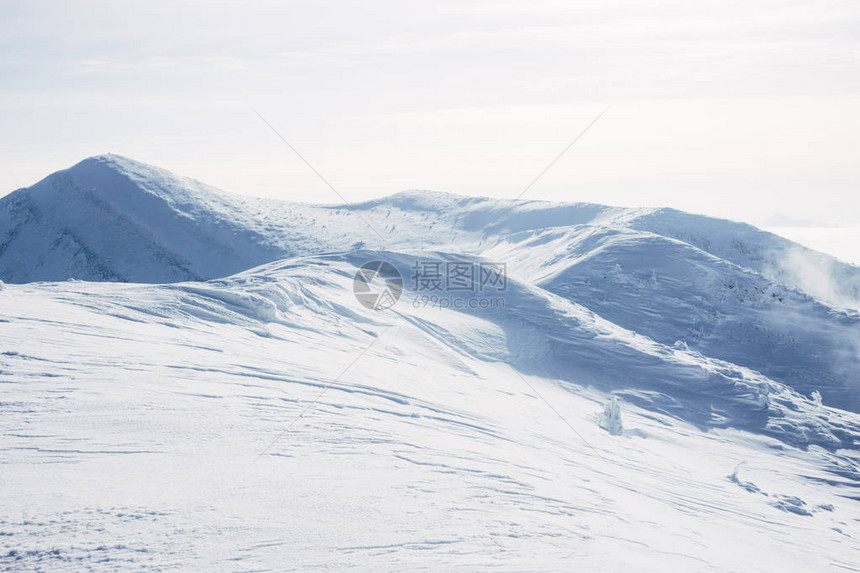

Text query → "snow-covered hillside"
[1,156,859,570]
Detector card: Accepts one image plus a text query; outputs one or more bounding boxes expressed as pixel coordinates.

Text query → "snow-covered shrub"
[754,384,770,410]
[600,397,623,436]
[811,390,823,406]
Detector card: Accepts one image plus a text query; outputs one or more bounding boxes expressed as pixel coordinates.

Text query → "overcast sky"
[1,0,858,259]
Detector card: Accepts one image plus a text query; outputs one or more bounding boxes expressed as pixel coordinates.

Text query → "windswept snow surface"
[1,157,859,570]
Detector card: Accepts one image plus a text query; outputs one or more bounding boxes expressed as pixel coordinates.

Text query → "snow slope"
[1,254,858,571]
[487,226,860,412]
[1,156,859,570]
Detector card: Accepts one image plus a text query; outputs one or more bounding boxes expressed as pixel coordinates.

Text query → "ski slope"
[1,157,859,570]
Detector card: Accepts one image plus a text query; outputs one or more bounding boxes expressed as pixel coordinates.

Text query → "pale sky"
[1,1,858,260]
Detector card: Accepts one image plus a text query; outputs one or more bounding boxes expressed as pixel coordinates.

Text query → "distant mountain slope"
[0,155,291,283]
[627,208,860,310]
[518,227,860,411]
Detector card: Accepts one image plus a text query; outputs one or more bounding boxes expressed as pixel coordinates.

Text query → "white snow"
[1,156,859,571]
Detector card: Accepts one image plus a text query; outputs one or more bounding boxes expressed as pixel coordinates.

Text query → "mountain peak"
[0,155,283,284]
[65,153,163,179]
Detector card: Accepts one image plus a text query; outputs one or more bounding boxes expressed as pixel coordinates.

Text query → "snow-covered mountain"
[0,155,291,283]
[6,155,860,303]
[2,155,859,411]
[1,156,858,570]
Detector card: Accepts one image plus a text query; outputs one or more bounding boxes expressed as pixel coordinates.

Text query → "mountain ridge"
[3,155,858,293]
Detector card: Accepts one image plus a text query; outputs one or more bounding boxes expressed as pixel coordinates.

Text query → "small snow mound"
[599,397,623,436]
[673,340,689,351]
